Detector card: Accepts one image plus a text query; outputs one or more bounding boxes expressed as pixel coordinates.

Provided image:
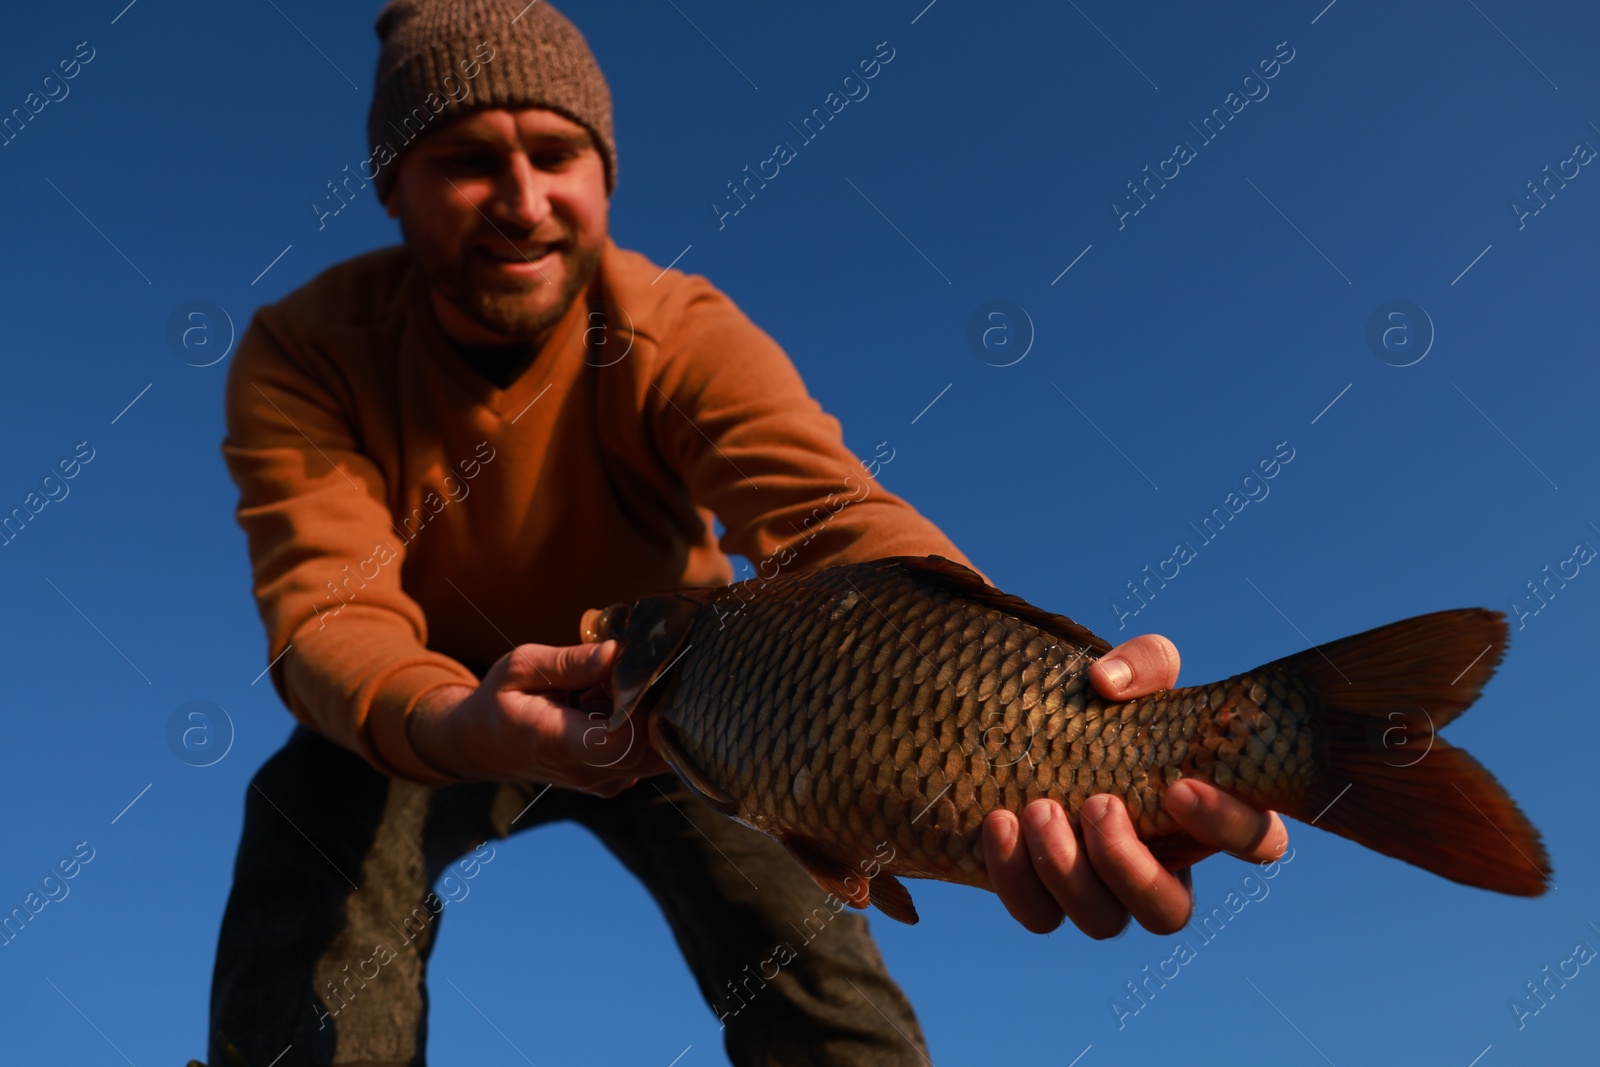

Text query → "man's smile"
[476,239,563,277]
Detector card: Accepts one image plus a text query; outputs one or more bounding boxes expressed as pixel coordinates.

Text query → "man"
[207,2,1288,1064]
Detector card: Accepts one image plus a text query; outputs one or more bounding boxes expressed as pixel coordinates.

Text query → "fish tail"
[1266,608,1551,895]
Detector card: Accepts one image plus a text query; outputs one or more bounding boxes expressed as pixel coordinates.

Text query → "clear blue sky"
[2,1,1597,1063]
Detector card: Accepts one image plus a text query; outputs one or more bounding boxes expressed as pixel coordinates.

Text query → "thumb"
[1090,633,1179,700]
[508,640,616,691]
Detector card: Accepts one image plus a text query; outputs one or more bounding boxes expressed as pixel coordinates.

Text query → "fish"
[579,555,1551,924]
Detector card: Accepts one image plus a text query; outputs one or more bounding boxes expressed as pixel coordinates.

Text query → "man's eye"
[531,149,578,169]
[441,155,498,173]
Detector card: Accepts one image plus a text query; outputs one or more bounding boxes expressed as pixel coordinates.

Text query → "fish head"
[578,594,701,729]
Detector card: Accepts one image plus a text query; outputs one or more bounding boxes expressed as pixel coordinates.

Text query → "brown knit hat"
[367,0,616,200]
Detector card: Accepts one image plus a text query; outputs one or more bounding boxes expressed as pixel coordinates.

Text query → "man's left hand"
[981,634,1291,937]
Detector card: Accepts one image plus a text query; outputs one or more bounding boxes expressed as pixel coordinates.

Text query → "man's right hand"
[407,640,671,794]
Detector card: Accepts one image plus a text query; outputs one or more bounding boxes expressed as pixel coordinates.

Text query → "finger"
[568,702,651,772]
[1145,833,1218,872]
[633,751,673,779]
[560,746,662,795]
[508,640,616,691]
[548,736,661,796]
[1163,779,1289,863]
[1015,800,1131,940]
[1090,634,1180,700]
[1080,794,1192,935]
[576,684,616,719]
[583,774,643,799]
[983,808,1066,934]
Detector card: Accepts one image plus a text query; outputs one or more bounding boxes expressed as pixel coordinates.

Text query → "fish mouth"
[580,604,628,644]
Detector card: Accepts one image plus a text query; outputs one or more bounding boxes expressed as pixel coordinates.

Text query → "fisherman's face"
[385,107,609,347]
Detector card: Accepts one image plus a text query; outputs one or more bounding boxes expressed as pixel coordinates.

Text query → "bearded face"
[386,108,610,347]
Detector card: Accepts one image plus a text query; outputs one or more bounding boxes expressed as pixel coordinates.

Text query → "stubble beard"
[407,219,605,345]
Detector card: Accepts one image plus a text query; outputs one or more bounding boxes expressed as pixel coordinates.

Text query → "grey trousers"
[206,725,931,1066]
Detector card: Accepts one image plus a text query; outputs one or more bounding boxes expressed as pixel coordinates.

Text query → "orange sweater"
[223,238,974,785]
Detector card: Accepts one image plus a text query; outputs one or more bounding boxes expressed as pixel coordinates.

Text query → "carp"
[580,556,1550,924]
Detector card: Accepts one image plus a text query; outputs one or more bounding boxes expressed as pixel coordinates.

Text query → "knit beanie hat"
[367,0,616,201]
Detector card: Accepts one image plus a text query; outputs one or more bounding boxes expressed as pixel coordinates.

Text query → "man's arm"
[642,276,978,574]
[643,275,1289,934]
[222,308,484,783]
[223,307,663,789]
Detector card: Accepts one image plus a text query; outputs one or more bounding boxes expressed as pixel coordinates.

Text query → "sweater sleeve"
[221,307,481,785]
[647,276,984,581]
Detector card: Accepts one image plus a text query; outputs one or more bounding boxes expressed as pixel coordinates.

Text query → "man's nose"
[491,154,551,228]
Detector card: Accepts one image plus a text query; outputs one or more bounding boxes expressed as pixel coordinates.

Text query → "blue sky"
[2,1,1597,1063]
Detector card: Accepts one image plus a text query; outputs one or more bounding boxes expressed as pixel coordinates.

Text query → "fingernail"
[1165,781,1198,814]
[1100,658,1131,691]
[1023,802,1053,832]
[590,641,611,664]
[1083,795,1111,824]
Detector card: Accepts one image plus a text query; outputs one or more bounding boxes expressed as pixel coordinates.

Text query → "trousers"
[206,724,931,1066]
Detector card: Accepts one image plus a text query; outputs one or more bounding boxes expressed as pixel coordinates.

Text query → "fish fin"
[609,595,699,729]
[778,835,871,910]
[648,717,737,815]
[868,873,920,925]
[885,556,1113,656]
[1143,833,1214,872]
[1267,608,1551,896]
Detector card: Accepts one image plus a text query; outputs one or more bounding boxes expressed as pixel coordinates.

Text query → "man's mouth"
[478,241,562,265]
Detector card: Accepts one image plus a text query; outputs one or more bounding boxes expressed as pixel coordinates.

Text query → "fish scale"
[583,555,1552,922]
[661,562,1248,881]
